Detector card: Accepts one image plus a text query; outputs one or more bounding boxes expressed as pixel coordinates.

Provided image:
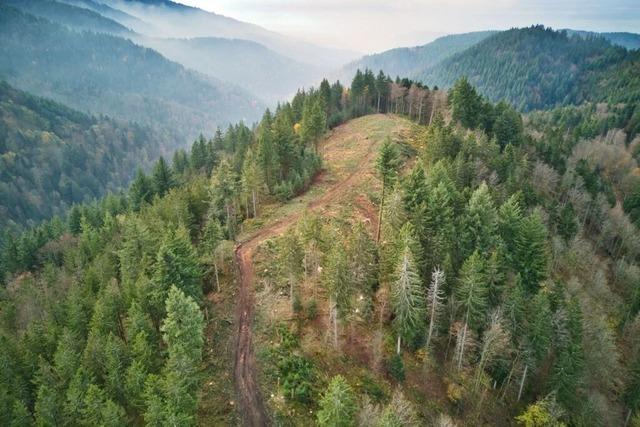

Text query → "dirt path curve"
[232,115,404,426]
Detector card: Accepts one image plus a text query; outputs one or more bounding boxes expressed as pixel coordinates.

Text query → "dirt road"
[231,115,406,426]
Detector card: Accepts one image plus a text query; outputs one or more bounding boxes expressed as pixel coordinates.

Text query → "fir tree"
[391,235,426,354]
[151,157,175,198]
[317,375,357,427]
[375,139,401,242]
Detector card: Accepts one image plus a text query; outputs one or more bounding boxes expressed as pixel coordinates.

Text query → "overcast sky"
[176,0,640,53]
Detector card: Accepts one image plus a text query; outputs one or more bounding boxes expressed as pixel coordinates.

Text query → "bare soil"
[229,115,409,426]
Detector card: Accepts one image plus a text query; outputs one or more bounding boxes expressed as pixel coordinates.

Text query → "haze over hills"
[141,37,321,104]
[2,0,640,426]
[102,0,358,69]
[0,3,262,141]
[339,31,497,83]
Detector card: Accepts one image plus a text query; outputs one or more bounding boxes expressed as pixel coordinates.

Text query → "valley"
[1,1,640,426]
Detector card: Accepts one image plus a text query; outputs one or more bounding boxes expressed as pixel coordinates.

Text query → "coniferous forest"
[1,1,640,426]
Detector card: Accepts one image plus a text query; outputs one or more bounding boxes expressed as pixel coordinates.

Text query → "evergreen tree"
[151,157,175,198]
[150,226,202,324]
[375,139,401,242]
[240,148,262,218]
[391,234,426,353]
[450,77,483,129]
[426,268,446,351]
[323,243,352,348]
[515,211,549,293]
[316,375,357,427]
[280,228,304,309]
[210,158,239,237]
[455,251,489,369]
[462,182,499,260]
[160,286,205,424]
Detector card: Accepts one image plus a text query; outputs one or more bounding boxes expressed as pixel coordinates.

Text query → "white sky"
[176,0,640,53]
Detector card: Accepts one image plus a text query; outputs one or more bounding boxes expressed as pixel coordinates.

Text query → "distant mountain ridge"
[0,3,262,141]
[415,26,640,111]
[565,29,640,50]
[103,0,358,69]
[338,31,497,83]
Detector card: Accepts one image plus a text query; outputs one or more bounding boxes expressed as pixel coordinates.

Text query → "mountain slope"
[2,0,133,36]
[102,0,358,68]
[0,81,176,230]
[141,37,321,103]
[339,31,496,82]
[417,26,640,110]
[0,4,262,140]
[567,29,640,50]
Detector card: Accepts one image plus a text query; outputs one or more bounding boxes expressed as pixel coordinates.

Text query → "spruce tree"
[391,235,426,354]
[151,157,175,198]
[375,139,401,242]
[316,375,357,427]
[515,211,549,293]
[160,286,204,424]
[150,227,202,324]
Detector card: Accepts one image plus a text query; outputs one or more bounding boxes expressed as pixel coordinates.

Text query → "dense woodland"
[1,60,640,424]
[0,81,179,231]
[418,26,640,112]
[0,3,262,140]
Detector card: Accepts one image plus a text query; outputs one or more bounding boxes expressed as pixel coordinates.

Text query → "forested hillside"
[142,36,320,103]
[3,64,639,425]
[566,29,640,50]
[0,70,444,425]
[340,31,496,82]
[0,81,177,231]
[0,4,262,140]
[2,0,133,36]
[418,26,640,111]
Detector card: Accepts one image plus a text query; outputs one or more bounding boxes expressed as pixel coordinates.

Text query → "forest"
[1,62,639,426]
[0,3,262,141]
[418,26,640,112]
[0,81,179,231]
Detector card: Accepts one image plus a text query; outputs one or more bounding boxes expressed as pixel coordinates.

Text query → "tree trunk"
[396,335,401,355]
[376,178,386,243]
[429,98,436,125]
[252,190,257,218]
[517,364,528,401]
[333,299,338,349]
[457,320,468,370]
[377,93,381,113]
[214,261,220,293]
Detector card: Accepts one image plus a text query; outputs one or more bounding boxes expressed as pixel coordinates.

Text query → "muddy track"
[232,117,401,426]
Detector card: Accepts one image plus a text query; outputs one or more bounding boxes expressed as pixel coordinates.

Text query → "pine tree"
[160,286,205,424]
[450,77,483,129]
[151,156,175,198]
[150,226,202,324]
[317,375,357,427]
[323,243,352,348]
[375,139,401,242]
[210,158,239,237]
[498,193,524,264]
[515,211,549,293]
[391,237,426,354]
[462,182,499,260]
[240,148,261,218]
[280,228,304,309]
[456,250,489,330]
[256,110,279,191]
[455,251,489,369]
[200,214,224,292]
[426,268,446,351]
